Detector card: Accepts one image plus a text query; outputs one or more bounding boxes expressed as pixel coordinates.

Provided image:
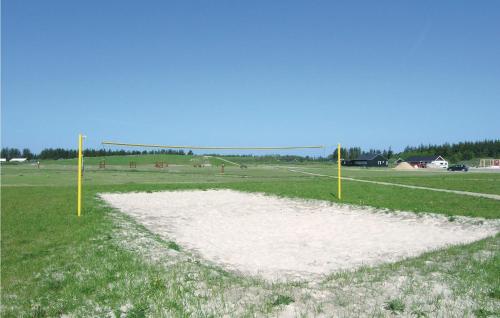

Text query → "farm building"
[405,155,448,169]
[344,153,388,167]
[9,158,27,163]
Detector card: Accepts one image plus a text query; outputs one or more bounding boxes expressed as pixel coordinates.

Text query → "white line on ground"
[287,168,500,201]
[204,156,240,166]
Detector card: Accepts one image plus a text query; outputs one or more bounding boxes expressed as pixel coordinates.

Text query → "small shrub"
[488,287,500,299]
[165,299,183,312]
[473,308,495,318]
[47,279,64,291]
[167,241,181,251]
[411,309,428,317]
[272,294,294,307]
[127,305,147,318]
[384,298,405,313]
[448,215,457,222]
[150,276,165,290]
[31,304,46,318]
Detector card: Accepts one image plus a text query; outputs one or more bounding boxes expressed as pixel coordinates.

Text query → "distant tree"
[22,148,34,160]
[332,147,348,162]
[5,148,22,159]
[347,147,361,160]
[387,146,393,159]
[187,150,194,155]
[462,150,474,161]
[0,148,8,159]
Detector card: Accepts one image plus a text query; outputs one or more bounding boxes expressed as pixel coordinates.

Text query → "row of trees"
[399,140,500,162]
[1,148,188,160]
[330,140,499,163]
[205,154,331,163]
[2,140,499,163]
[0,148,35,160]
[37,148,189,160]
[331,147,394,161]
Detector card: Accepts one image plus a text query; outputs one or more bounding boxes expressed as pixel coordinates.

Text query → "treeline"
[0,148,189,160]
[205,154,331,162]
[38,148,188,160]
[332,147,394,161]
[2,139,499,162]
[0,148,35,160]
[399,139,500,162]
[38,148,189,160]
[330,140,500,163]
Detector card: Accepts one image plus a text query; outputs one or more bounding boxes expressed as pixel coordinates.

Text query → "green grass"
[384,298,405,313]
[1,186,271,317]
[271,294,294,307]
[293,165,500,195]
[3,163,499,218]
[39,153,206,166]
[1,158,499,316]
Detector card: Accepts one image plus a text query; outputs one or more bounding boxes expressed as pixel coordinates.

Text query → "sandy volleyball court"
[101,190,499,280]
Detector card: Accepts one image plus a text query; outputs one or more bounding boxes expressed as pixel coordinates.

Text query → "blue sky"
[2,0,499,155]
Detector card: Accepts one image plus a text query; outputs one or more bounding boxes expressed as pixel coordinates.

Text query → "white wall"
[10,158,27,162]
[430,160,448,168]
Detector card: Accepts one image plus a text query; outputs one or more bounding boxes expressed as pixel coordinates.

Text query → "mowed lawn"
[1,159,500,317]
[291,165,500,195]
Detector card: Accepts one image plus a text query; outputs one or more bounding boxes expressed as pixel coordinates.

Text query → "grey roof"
[353,153,387,161]
[406,155,444,162]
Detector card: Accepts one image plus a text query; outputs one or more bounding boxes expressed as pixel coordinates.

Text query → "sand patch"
[100,190,499,280]
[394,162,415,170]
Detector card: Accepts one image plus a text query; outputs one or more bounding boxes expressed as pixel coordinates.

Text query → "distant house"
[9,158,27,163]
[0,158,6,163]
[405,155,448,169]
[345,153,388,167]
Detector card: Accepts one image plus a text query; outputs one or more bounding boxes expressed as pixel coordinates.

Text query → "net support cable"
[102,141,324,150]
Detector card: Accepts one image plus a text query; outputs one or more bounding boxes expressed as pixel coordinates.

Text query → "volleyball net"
[101,141,325,150]
[76,137,342,215]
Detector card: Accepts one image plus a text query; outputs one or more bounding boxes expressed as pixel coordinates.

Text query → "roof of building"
[406,155,445,162]
[353,153,387,161]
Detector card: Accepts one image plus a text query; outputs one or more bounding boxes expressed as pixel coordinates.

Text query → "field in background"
[1,154,499,317]
[39,153,208,166]
[294,166,500,196]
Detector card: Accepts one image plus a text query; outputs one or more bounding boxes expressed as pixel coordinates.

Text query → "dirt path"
[287,168,500,201]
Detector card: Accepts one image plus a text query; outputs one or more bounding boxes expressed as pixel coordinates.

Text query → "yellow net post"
[77,134,83,217]
[338,143,342,200]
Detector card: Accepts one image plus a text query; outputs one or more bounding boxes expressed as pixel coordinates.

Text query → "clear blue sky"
[2,0,499,155]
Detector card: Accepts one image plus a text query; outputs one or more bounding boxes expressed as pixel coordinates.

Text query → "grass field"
[1,155,499,317]
[295,166,500,196]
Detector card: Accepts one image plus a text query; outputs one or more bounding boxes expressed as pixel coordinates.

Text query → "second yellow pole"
[338,143,342,200]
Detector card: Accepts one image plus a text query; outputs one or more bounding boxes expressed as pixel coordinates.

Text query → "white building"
[406,155,448,169]
[10,158,28,163]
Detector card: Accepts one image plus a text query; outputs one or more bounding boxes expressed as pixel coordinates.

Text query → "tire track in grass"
[286,168,500,201]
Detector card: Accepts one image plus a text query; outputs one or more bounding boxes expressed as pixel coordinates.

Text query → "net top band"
[102,141,324,150]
